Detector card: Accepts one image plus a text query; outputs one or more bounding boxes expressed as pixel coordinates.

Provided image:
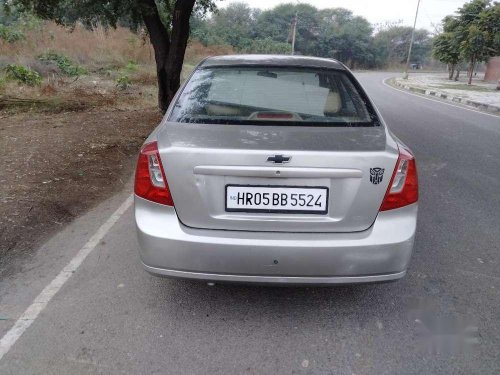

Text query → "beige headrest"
[324,91,341,115]
[206,104,241,116]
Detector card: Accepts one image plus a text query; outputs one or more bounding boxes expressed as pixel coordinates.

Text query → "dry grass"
[1,23,234,71]
[0,75,162,114]
[184,40,234,65]
[0,22,155,113]
[0,90,117,113]
[129,67,157,85]
[0,22,235,113]
[1,22,154,70]
[181,41,235,79]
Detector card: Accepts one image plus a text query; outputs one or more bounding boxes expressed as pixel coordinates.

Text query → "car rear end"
[134,55,418,285]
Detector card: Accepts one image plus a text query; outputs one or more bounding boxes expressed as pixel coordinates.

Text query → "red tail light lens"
[380,147,418,211]
[134,141,174,206]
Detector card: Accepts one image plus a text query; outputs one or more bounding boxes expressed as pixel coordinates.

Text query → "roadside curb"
[391,78,500,114]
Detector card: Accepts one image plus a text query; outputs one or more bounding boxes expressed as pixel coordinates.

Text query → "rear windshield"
[169,66,378,126]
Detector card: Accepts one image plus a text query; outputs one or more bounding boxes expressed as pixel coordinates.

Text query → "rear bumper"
[135,196,417,285]
[141,264,406,285]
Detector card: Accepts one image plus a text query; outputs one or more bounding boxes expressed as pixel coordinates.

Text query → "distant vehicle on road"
[134,55,418,285]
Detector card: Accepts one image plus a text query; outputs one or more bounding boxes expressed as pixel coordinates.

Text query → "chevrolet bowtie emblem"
[267,155,291,164]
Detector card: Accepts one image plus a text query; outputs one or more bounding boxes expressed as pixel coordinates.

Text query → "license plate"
[225,185,329,214]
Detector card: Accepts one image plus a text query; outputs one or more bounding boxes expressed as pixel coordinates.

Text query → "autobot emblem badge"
[370,168,385,185]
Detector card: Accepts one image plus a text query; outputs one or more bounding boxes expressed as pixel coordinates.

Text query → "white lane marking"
[382,78,500,119]
[0,195,133,361]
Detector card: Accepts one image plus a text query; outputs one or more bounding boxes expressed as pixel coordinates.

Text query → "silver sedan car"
[134,55,418,285]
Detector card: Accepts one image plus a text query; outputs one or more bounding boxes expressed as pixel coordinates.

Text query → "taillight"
[134,141,174,206]
[380,146,418,211]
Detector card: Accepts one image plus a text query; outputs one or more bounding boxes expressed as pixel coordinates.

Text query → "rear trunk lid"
[157,122,398,233]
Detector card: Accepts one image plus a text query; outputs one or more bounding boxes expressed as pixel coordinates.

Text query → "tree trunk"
[468,57,475,85]
[164,0,196,106]
[448,63,455,80]
[141,0,196,113]
[454,67,460,81]
[141,0,171,113]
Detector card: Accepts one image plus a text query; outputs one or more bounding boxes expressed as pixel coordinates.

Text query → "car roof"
[199,55,346,70]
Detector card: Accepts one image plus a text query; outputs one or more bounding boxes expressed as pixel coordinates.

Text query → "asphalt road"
[0,72,499,374]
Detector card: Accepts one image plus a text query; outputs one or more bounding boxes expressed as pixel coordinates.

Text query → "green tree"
[254,3,320,56]
[244,37,291,54]
[210,2,257,49]
[373,25,431,68]
[457,0,498,84]
[190,3,382,67]
[461,24,489,84]
[190,13,224,46]
[7,0,217,111]
[479,1,500,53]
[316,8,374,68]
[433,15,463,79]
[433,32,461,79]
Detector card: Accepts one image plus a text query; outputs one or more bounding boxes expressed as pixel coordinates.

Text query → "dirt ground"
[0,108,162,277]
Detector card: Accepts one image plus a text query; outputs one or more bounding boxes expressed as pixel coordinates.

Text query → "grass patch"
[432,84,494,92]
[0,21,235,114]
[5,65,42,86]
[124,61,139,73]
[116,74,132,90]
[38,52,86,77]
[0,24,25,43]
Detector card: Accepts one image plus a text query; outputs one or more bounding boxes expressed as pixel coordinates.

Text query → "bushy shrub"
[125,61,139,73]
[0,24,25,43]
[116,74,132,90]
[37,52,86,77]
[191,29,226,47]
[245,38,291,54]
[28,59,61,77]
[5,65,42,86]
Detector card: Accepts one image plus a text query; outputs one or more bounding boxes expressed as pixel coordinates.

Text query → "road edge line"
[0,195,134,361]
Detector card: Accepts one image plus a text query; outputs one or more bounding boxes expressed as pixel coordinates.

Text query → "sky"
[222,0,466,32]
